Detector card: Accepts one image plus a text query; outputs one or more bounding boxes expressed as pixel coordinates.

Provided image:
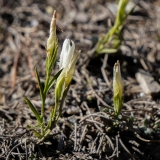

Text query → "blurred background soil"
[0,0,160,159]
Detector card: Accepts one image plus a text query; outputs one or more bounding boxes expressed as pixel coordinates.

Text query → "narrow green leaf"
[24,97,42,124]
[99,48,118,54]
[44,68,63,95]
[35,67,44,101]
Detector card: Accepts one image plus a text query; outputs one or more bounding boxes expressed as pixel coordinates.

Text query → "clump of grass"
[96,0,134,54]
[24,11,80,143]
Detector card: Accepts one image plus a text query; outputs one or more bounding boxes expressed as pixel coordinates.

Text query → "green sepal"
[24,97,42,124]
[55,74,65,105]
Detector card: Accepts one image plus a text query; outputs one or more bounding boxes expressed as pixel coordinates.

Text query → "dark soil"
[0,0,160,159]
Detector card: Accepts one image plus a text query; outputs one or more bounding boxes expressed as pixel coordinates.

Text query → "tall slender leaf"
[24,97,42,124]
[35,67,44,101]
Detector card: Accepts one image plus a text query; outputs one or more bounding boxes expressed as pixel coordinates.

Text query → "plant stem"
[40,74,50,136]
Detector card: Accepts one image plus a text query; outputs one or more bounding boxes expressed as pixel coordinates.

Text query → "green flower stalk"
[42,10,58,118]
[39,10,58,123]
[113,60,123,116]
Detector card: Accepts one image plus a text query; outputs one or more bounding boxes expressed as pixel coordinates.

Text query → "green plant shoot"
[24,10,80,143]
[96,0,133,54]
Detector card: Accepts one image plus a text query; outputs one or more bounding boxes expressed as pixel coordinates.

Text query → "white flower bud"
[55,39,80,103]
[59,39,75,69]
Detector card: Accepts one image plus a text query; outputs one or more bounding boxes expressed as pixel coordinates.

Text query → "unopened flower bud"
[113,60,123,115]
[46,10,58,76]
[47,10,57,57]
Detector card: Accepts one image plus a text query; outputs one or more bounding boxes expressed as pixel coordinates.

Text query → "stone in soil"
[136,69,160,95]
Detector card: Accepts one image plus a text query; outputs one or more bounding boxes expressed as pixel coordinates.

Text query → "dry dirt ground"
[0,0,160,159]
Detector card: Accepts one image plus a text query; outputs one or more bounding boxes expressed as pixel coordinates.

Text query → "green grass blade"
[24,97,42,124]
